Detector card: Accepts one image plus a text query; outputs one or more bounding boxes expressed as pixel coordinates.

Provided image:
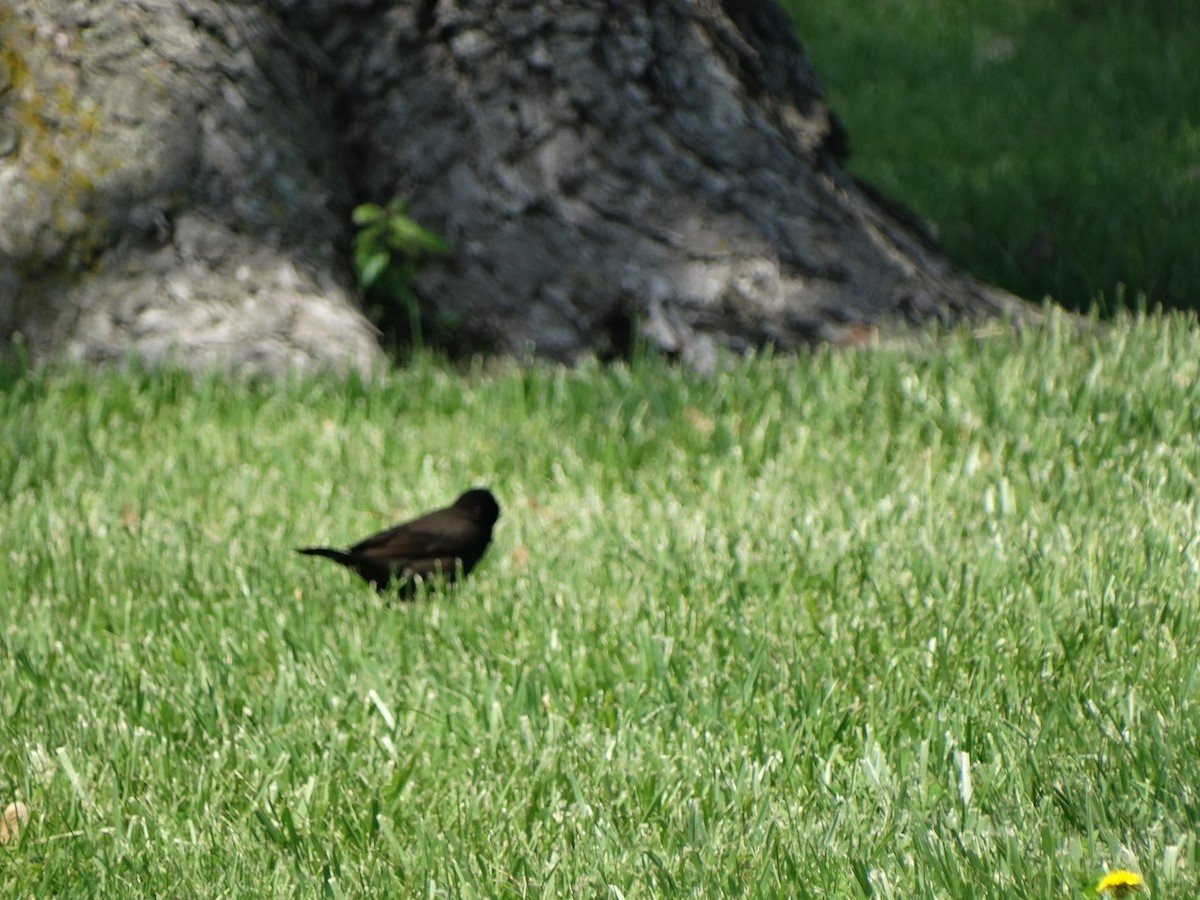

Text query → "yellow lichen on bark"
[0,7,121,261]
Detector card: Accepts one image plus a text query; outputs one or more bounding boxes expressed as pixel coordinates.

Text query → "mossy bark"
[0,0,380,375]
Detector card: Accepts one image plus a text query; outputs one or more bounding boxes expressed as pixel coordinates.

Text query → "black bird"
[297,488,500,595]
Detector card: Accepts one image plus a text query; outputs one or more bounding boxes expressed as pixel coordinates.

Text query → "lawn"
[3,313,1200,896]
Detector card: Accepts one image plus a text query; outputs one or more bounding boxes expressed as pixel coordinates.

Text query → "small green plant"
[351,198,452,345]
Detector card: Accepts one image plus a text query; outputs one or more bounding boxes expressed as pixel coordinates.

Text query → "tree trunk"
[0,0,1035,376]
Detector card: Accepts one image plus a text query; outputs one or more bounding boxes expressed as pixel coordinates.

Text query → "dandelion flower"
[1097,869,1143,896]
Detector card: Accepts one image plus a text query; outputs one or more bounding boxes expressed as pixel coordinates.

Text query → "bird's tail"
[296,546,357,566]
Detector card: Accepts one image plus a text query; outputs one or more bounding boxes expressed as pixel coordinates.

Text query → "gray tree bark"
[0,0,1034,375]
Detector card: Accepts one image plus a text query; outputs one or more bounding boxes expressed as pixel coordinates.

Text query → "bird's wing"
[349,515,478,563]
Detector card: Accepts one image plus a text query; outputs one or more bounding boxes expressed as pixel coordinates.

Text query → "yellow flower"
[1097,869,1143,895]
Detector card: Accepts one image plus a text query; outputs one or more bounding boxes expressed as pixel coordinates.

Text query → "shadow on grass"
[784,0,1200,314]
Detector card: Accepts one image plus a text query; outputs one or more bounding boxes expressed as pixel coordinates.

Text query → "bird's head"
[455,488,501,526]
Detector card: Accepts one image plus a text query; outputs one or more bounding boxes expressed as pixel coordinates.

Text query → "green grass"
[782,0,1200,315]
[3,313,1200,895]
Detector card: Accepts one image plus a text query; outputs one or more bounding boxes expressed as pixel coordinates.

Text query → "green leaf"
[351,203,386,226]
[413,227,452,255]
[356,250,391,289]
[386,218,451,256]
